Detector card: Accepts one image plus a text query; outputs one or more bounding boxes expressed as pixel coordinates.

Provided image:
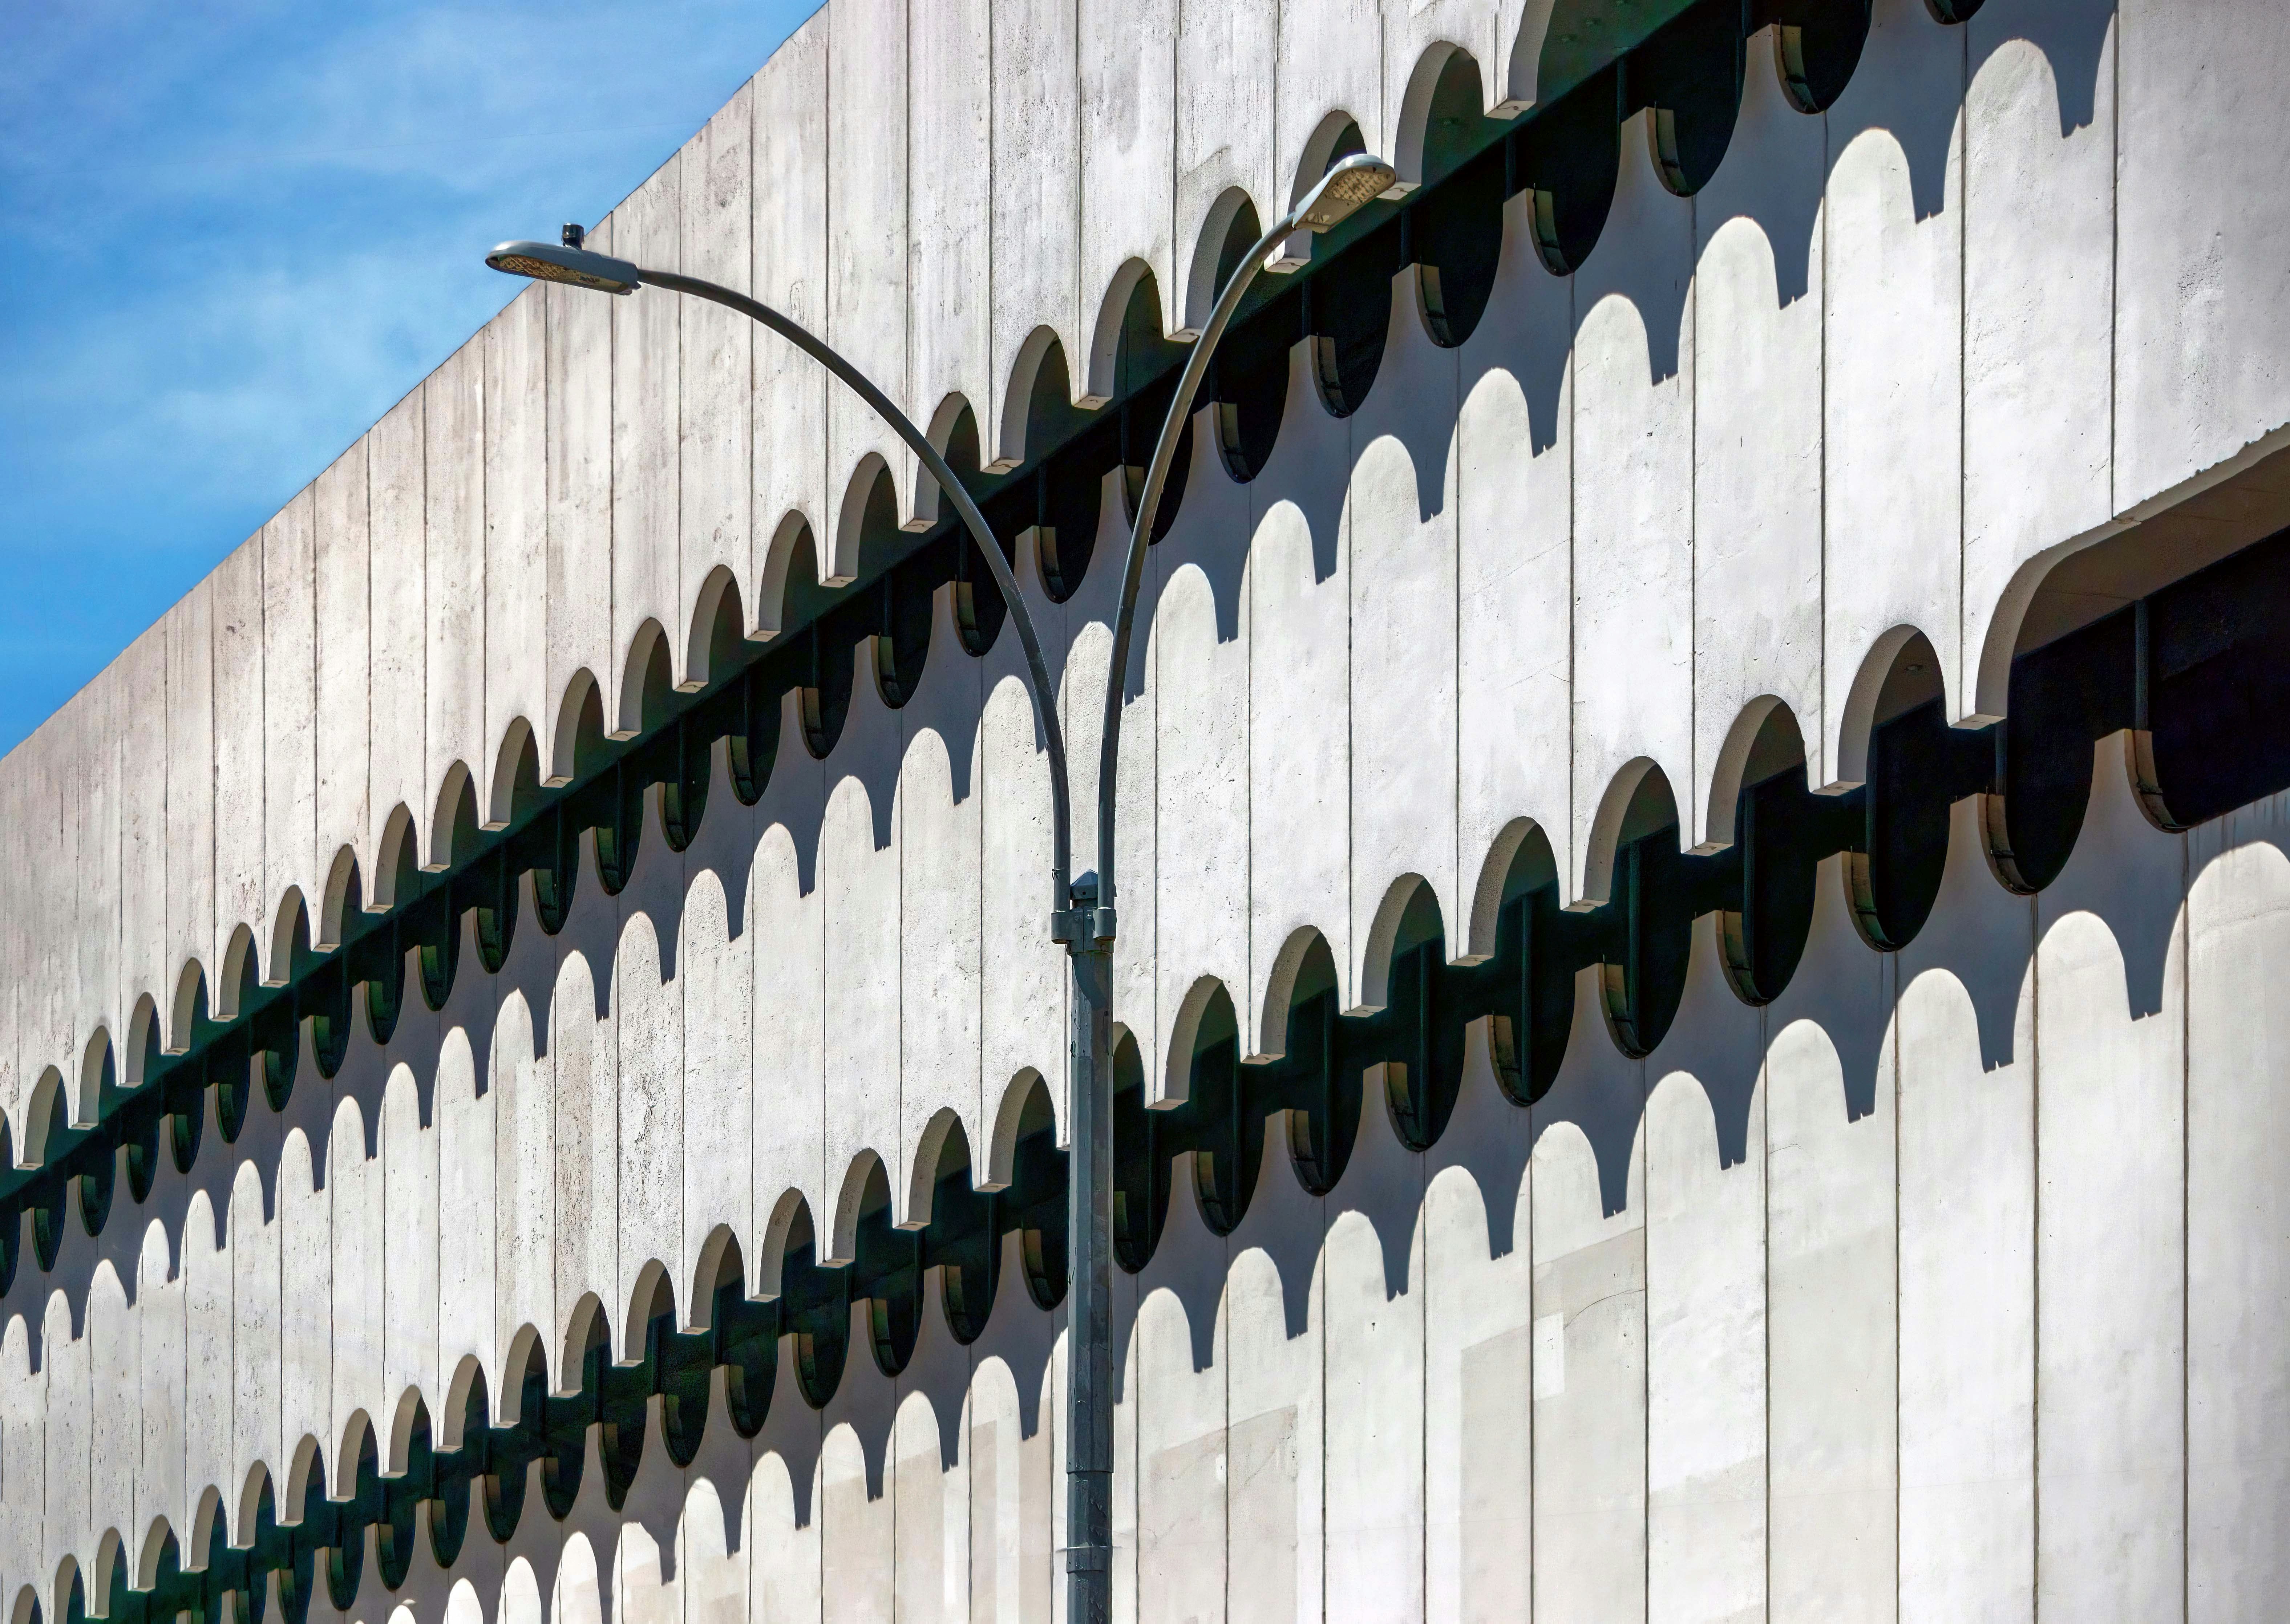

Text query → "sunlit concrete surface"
[5,0,2290,1619]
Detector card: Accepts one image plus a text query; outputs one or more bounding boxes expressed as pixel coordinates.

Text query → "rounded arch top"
[1576,757,1679,909]
[1391,41,1479,193]
[1181,186,1266,341]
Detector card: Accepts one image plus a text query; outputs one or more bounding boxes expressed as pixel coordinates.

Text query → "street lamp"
[488,149,1394,1624]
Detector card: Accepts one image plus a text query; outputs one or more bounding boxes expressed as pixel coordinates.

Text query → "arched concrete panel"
[486,716,537,831]
[1354,873,1436,1015]
[317,845,361,951]
[992,328,1065,473]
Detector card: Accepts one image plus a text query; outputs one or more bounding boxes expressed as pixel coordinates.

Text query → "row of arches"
[2,0,2021,1182]
[7,791,2220,1624]
[6,508,2286,1315]
[12,525,2290,1620]
[13,570,2290,1624]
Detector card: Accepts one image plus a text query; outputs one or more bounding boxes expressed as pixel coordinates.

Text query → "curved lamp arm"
[1091,153,1395,928]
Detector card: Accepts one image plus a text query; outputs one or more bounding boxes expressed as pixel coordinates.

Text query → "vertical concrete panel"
[1896,968,2032,1623]
[70,673,122,1104]
[0,771,15,1133]
[135,1219,183,1566]
[820,1422,892,1624]
[182,1189,232,1549]
[681,88,755,672]
[827,0,910,560]
[167,579,218,1025]
[965,1359,1024,1624]
[42,1299,88,1592]
[1079,0,1176,372]
[491,990,555,1390]
[1324,1199,1424,1624]
[1570,117,1695,874]
[229,1161,280,1533]
[614,907,682,1326]
[990,0,1080,463]
[980,677,1062,1134]
[1347,422,1458,984]
[2115,0,2290,507]
[0,764,26,1128]
[381,1061,440,1454]
[1135,1281,1224,1624]
[369,390,427,859]
[264,489,319,924]
[1274,0,1381,210]
[612,161,684,726]
[748,1449,822,1624]
[1644,1067,1763,1622]
[750,813,825,1274]
[277,1128,331,1498]
[437,1026,497,1420]
[1531,1107,1646,1620]
[1152,565,1247,1090]
[1765,1014,1895,1623]
[1961,7,2116,713]
[0,769,17,1129]
[329,1093,384,1469]
[1455,204,1572,932]
[685,1474,750,1624]
[897,729,981,1191]
[751,19,831,602]
[681,866,752,1314]
[2032,907,2183,1620]
[1175,0,1278,326]
[23,729,76,1131]
[554,950,616,1354]
[485,287,550,790]
[0,1318,31,1582]
[313,442,371,902]
[1246,494,1350,1052]
[558,1534,609,1624]
[547,217,615,744]
[213,538,266,987]
[2185,826,2290,1616]
[821,777,899,1248]
[1820,0,1964,771]
[121,623,171,1045]
[1225,1233,1318,1624]
[910,0,991,455]
[615,1509,680,1624]
[88,1263,137,1576]
[13,732,50,1125]
[1424,1159,1532,1624]
[891,1390,952,1624]
[1691,45,1825,805]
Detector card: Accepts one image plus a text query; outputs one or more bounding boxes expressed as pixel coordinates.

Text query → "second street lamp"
[486,147,1395,1624]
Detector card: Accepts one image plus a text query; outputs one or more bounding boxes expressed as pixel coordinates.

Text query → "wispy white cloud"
[0,0,817,752]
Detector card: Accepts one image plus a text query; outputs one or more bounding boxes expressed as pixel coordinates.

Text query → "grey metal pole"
[1061,906,1114,1624]
[1065,152,1396,1624]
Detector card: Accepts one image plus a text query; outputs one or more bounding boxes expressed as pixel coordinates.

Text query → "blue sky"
[0,0,815,756]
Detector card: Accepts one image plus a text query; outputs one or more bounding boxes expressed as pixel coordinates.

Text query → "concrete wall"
[6,0,2290,1618]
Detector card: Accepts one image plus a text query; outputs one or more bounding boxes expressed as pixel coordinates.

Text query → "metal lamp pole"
[486,148,1394,1624]
[1057,151,1395,1624]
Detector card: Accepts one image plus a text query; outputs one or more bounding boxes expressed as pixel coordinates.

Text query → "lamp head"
[1295,152,1399,232]
[484,238,642,295]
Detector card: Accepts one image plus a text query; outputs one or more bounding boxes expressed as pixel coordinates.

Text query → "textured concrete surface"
[5,0,2290,1618]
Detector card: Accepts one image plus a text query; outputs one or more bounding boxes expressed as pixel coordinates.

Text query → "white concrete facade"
[6,0,2290,1619]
